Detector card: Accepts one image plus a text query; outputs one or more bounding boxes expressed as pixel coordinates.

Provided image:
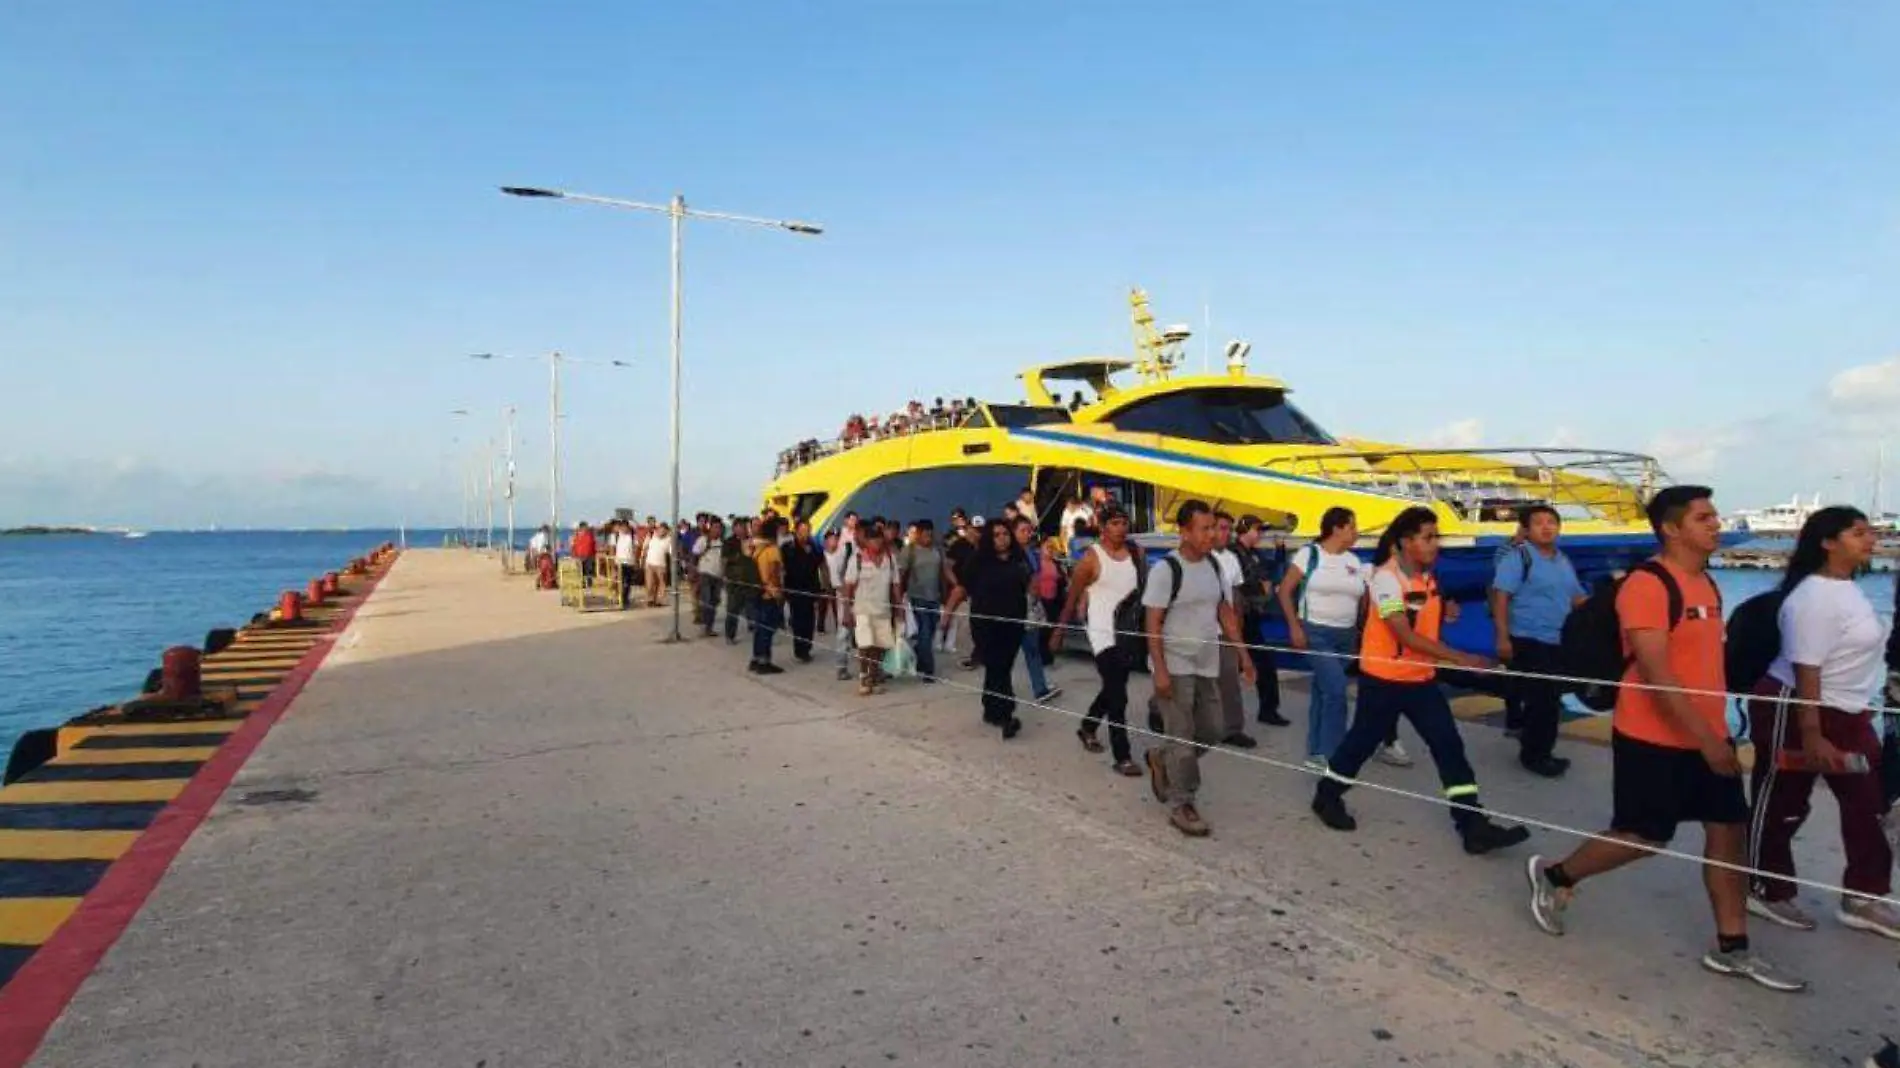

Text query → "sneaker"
[1376,741,1413,767]
[1001,716,1023,740]
[1521,755,1571,779]
[1700,946,1808,993]
[1867,1038,1900,1068]
[745,661,762,673]
[1145,748,1169,803]
[1301,756,1328,773]
[1747,895,1818,932]
[1311,792,1357,832]
[1256,710,1292,727]
[756,662,784,676]
[1035,685,1063,702]
[1170,803,1210,837]
[1461,816,1531,856]
[1840,897,1900,941]
[1113,759,1143,778]
[1525,855,1569,936]
[1221,732,1258,750]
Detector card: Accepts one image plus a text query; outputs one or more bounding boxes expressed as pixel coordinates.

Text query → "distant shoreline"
[0,526,97,536]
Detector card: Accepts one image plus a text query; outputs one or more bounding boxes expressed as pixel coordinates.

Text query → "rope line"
[653,568,1900,909]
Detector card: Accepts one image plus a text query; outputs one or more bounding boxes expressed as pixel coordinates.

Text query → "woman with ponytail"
[1746,505,1898,938]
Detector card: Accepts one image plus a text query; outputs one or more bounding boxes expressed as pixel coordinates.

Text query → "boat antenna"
[1202,293,1211,375]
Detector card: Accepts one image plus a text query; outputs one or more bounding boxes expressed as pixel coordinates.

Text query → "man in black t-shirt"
[944,518,980,668]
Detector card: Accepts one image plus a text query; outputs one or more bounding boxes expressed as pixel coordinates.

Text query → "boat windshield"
[1105,386,1335,446]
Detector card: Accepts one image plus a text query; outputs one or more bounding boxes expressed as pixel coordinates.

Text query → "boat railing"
[1259,446,1663,522]
[774,412,970,477]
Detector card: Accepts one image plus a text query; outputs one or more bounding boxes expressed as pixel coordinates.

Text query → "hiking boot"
[1840,897,1900,941]
[1311,792,1357,832]
[1170,803,1210,837]
[1145,748,1169,803]
[1521,755,1571,779]
[1256,709,1291,727]
[1525,855,1569,936]
[1376,740,1413,767]
[1700,946,1808,992]
[1221,732,1258,750]
[1747,895,1817,931]
[1460,815,1530,856]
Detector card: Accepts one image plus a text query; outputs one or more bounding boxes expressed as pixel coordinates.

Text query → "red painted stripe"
[0,556,399,1068]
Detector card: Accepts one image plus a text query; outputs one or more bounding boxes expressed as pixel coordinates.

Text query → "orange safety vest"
[1359,560,1443,683]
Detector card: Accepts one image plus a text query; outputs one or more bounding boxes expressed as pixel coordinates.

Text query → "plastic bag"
[883,642,917,679]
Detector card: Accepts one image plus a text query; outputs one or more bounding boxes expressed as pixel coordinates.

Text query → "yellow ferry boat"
[762,289,1668,606]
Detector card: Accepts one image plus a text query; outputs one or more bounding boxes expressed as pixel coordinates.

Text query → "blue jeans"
[1305,623,1356,760]
[752,600,783,663]
[909,598,941,677]
[1020,627,1051,697]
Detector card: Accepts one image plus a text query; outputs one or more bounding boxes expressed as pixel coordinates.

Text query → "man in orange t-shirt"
[1523,486,1805,993]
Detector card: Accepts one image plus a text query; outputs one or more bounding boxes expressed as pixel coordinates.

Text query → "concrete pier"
[28,550,1899,1066]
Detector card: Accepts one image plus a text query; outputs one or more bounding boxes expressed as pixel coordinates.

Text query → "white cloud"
[1648,425,1744,478]
[1420,417,1485,449]
[1827,356,1900,412]
[1544,426,1582,449]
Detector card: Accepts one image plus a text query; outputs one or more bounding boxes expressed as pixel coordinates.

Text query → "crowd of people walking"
[528,485,1900,1010]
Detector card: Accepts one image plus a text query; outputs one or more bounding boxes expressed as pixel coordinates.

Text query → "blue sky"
[2,1,1897,528]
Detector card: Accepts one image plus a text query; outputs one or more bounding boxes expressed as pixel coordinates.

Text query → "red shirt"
[572,529,597,558]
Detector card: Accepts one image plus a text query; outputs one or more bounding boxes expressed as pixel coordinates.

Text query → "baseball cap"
[970,515,986,528]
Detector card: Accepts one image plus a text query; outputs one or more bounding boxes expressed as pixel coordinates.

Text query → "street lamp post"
[449,409,473,547]
[503,405,517,573]
[469,351,630,556]
[500,184,823,642]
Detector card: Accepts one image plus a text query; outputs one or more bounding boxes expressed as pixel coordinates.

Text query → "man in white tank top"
[1051,507,1145,777]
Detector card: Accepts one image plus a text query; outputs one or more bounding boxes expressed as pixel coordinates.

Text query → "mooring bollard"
[306,579,326,606]
[279,591,304,623]
[159,646,202,701]
[323,572,340,595]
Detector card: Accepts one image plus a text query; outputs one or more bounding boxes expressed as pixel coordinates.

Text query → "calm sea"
[0,529,463,759]
[0,532,1891,762]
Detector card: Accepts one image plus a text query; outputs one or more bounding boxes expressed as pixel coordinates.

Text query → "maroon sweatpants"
[1747,680,1892,901]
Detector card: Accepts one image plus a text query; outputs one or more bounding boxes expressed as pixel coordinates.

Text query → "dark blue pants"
[1318,676,1484,830]
[752,601,783,663]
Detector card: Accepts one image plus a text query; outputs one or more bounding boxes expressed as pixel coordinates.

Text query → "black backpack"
[1724,590,1787,697]
[1560,560,1695,712]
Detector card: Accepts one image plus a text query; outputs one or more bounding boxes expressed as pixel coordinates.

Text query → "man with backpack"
[1490,504,1588,778]
[1051,505,1147,777]
[1144,500,1255,837]
[1526,485,1806,992]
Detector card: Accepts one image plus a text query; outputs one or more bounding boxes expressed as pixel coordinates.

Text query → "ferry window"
[791,492,829,521]
[984,404,1072,429]
[1109,387,1335,446]
[831,465,1029,528]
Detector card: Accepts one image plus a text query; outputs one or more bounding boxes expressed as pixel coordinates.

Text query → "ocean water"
[0,532,1891,763]
[0,529,461,759]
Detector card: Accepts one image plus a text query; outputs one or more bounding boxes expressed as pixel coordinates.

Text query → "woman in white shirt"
[1276,507,1369,771]
[1746,505,1898,939]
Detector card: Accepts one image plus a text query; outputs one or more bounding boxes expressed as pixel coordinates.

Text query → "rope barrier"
[662,565,1900,909]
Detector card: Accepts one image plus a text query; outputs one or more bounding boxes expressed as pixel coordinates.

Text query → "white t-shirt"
[644,532,672,568]
[697,539,724,577]
[1210,548,1243,608]
[825,543,855,589]
[529,531,550,554]
[614,531,637,565]
[1060,503,1094,539]
[845,552,896,618]
[1293,544,1368,629]
[1139,553,1224,678]
[1767,575,1889,713]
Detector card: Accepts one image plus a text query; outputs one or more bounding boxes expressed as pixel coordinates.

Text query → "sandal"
[1077,729,1105,754]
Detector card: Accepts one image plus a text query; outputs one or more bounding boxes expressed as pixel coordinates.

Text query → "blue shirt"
[1492,544,1585,644]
